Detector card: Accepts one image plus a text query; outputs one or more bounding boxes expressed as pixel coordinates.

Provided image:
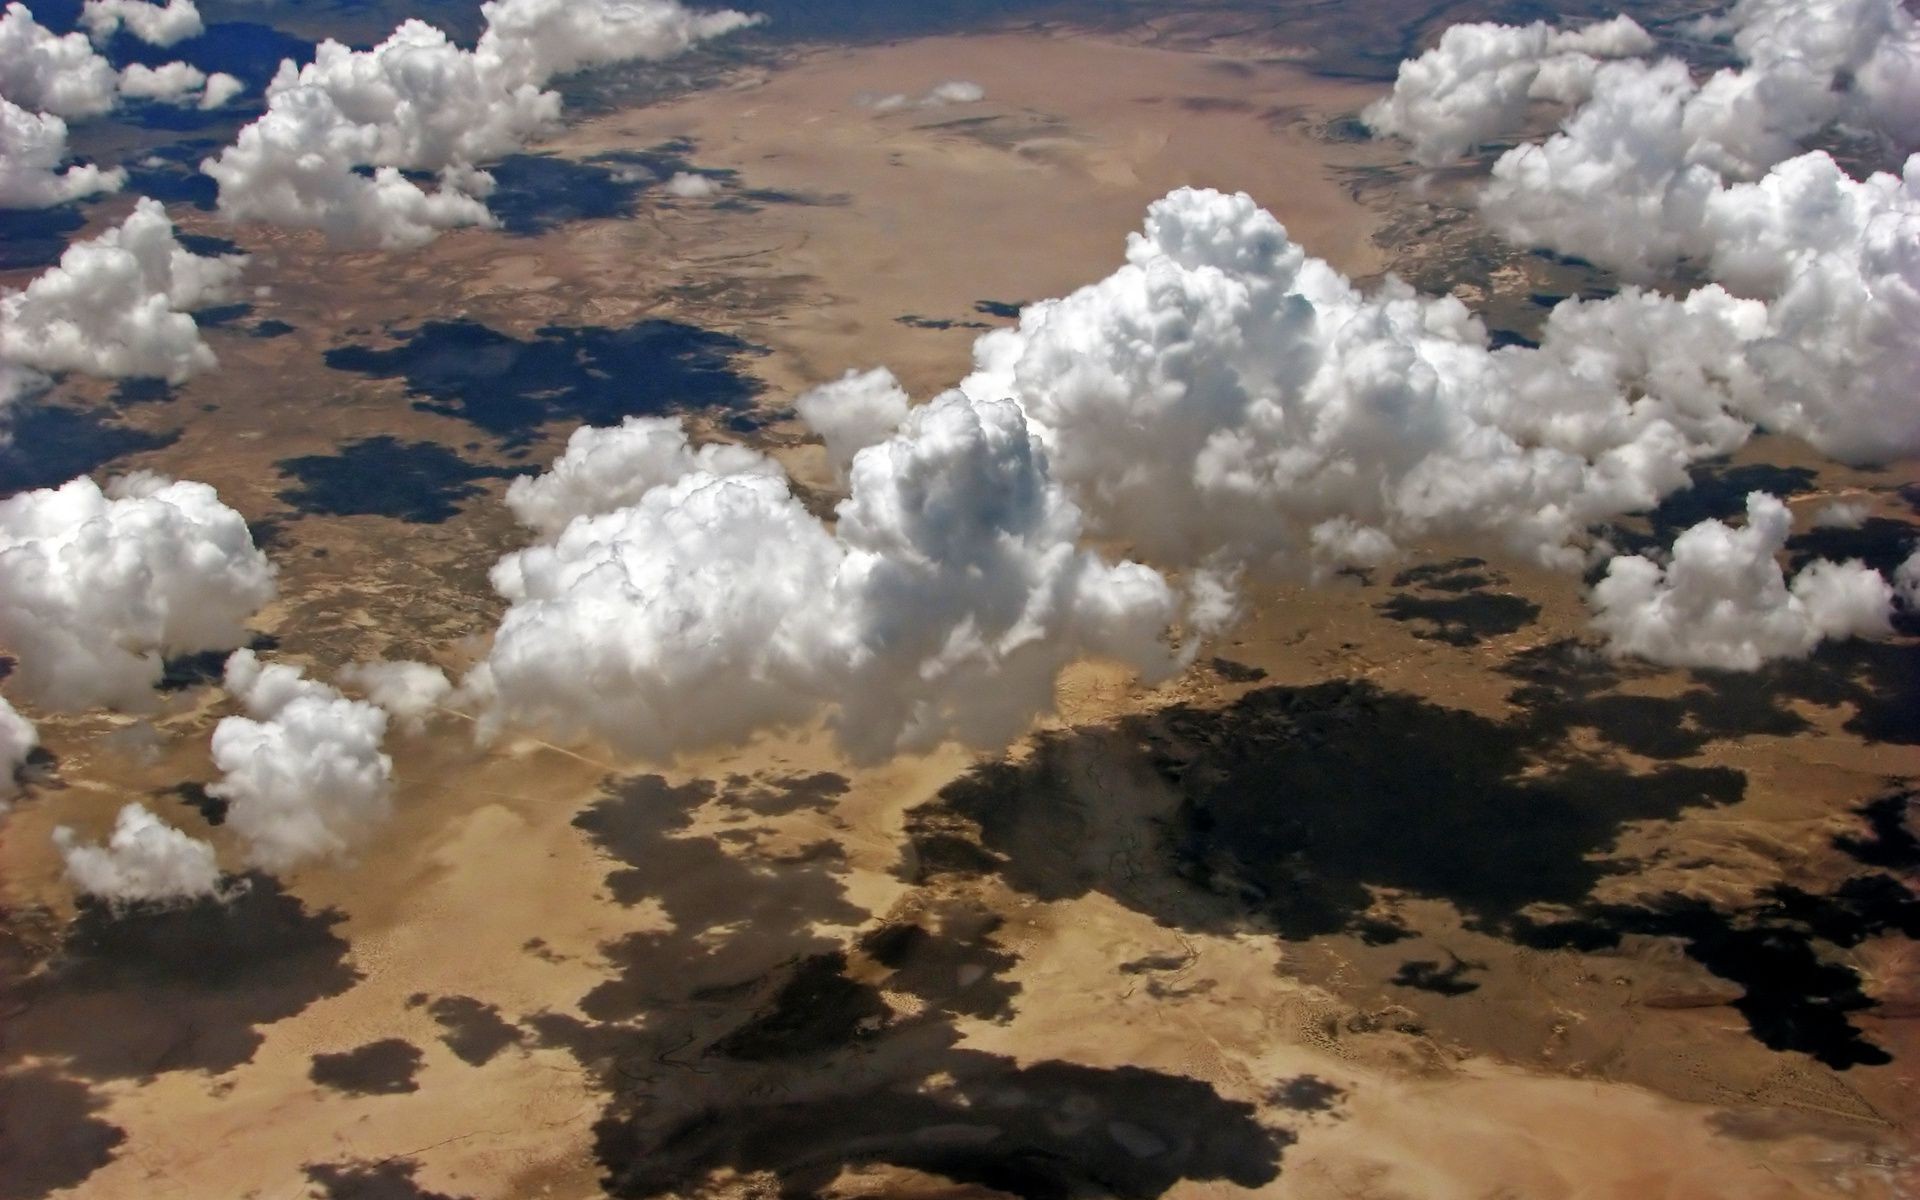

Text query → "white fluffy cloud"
[1811,499,1870,528]
[1896,548,1920,609]
[0,693,36,810]
[0,2,120,118]
[0,97,123,208]
[475,393,1188,762]
[0,473,277,711]
[202,0,758,246]
[0,196,244,387]
[505,415,778,536]
[794,366,912,481]
[1363,16,1652,165]
[210,651,394,873]
[861,79,988,112]
[54,802,220,902]
[662,170,720,198]
[1590,491,1894,669]
[337,659,451,733]
[117,61,240,109]
[81,0,201,47]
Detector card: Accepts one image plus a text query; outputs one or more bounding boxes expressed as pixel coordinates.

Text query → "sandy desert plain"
[2,1,1918,1198]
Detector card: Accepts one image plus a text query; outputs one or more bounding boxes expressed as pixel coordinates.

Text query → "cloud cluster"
[794,366,911,481]
[475,392,1189,762]
[1589,492,1893,669]
[0,196,244,401]
[210,651,394,873]
[1362,16,1652,165]
[54,802,220,902]
[202,0,758,246]
[504,414,778,536]
[1369,0,1920,466]
[0,3,236,118]
[0,473,277,711]
[0,98,124,207]
[81,0,202,48]
[0,694,35,810]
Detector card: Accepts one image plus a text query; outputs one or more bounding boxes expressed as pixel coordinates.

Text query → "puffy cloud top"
[54,803,221,902]
[504,415,779,536]
[336,659,452,732]
[210,651,394,873]
[0,473,277,711]
[476,393,1187,763]
[1364,16,1653,165]
[794,366,912,482]
[81,0,202,47]
[1590,491,1894,669]
[202,0,758,246]
[0,97,124,208]
[0,196,245,386]
[0,2,120,117]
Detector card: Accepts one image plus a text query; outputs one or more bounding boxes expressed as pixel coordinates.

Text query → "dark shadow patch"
[1785,517,1917,576]
[896,314,993,331]
[1607,460,1822,556]
[0,205,87,271]
[2,874,359,1081]
[975,299,1024,319]
[1514,877,1920,1069]
[0,1067,126,1200]
[859,903,1020,1021]
[906,681,1744,947]
[325,319,762,446]
[719,770,849,816]
[1390,955,1483,996]
[249,319,295,339]
[110,377,173,405]
[165,781,227,827]
[483,153,653,235]
[159,634,276,694]
[0,404,177,498]
[1376,591,1539,645]
[122,138,224,211]
[304,1157,471,1200]
[1836,792,1918,870]
[309,1039,423,1096]
[1389,557,1490,591]
[409,995,524,1067]
[1500,639,1812,760]
[1269,1075,1342,1112]
[710,951,891,1061]
[1208,658,1267,683]
[276,436,522,524]
[173,232,244,259]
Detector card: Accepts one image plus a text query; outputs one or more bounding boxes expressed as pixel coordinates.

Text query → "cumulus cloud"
[0,473,277,711]
[337,659,451,732]
[202,0,758,247]
[210,650,394,873]
[662,170,720,198]
[0,694,36,810]
[0,3,234,114]
[0,97,124,208]
[1590,491,1893,669]
[81,0,202,47]
[54,802,220,902]
[860,79,987,112]
[1897,548,1920,609]
[0,2,120,118]
[953,187,1784,578]
[1363,16,1652,165]
[0,195,244,386]
[794,366,912,481]
[1812,499,1871,528]
[475,393,1188,762]
[505,415,779,536]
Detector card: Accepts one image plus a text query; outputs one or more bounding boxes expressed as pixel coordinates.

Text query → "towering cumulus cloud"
[0,694,35,811]
[202,0,759,247]
[475,393,1188,762]
[210,651,394,873]
[0,473,277,710]
[0,196,244,391]
[1590,492,1893,669]
[794,367,912,481]
[55,803,221,902]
